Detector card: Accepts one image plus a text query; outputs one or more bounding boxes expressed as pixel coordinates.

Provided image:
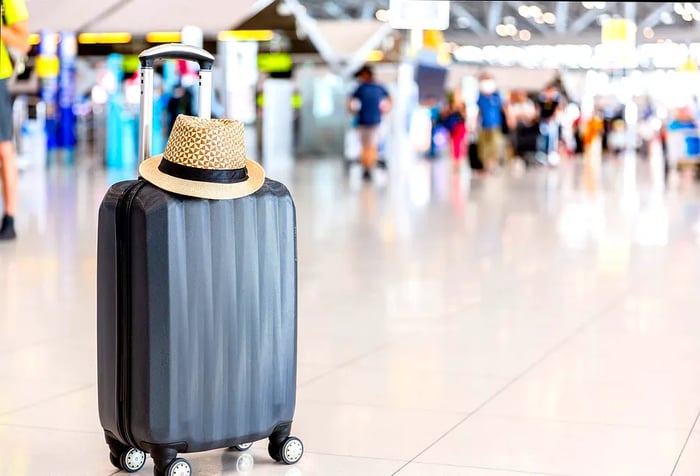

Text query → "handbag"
[500,108,510,135]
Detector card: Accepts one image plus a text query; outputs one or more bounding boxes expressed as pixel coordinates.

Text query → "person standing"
[506,89,537,162]
[0,0,30,240]
[440,92,467,169]
[476,73,504,172]
[536,83,562,165]
[348,65,391,181]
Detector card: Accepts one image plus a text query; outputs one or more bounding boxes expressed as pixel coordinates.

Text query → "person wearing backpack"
[0,0,30,240]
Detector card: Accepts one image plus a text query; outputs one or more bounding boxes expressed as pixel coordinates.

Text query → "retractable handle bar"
[138,44,215,163]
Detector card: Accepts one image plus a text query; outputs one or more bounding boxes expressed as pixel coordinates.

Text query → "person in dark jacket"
[167,84,194,133]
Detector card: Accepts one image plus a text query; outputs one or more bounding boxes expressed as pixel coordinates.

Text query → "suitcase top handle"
[138,43,215,164]
[138,43,215,70]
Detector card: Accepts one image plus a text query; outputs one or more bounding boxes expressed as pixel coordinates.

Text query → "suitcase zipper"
[115,179,147,449]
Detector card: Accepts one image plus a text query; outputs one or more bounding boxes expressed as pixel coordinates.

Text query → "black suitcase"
[97,44,303,476]
[468,141,483,170]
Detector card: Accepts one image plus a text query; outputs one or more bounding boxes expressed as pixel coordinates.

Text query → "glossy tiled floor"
[2,146,700,475]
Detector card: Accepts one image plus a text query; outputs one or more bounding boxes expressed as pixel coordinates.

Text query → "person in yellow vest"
[0,0,30,240]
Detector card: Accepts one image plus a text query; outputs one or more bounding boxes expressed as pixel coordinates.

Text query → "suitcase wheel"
[269,436,304,465]
[236,453,255,472]
[162,457,191,476]
[110,447,146,473]
[231,442,253,451]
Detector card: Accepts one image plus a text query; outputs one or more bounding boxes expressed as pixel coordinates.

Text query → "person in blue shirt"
[348,65,391,181]
[476,73,504,172]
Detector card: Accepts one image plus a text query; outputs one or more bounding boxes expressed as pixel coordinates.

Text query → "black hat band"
[158,158,249,184]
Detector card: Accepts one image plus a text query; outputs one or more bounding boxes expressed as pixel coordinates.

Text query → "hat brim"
[139,155,265,200]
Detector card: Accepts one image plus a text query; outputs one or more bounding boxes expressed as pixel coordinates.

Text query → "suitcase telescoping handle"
[138,43,215,163]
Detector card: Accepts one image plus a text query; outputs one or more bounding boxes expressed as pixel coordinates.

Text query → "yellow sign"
[423,30,444,50]
[146,31,182,43]
[679,57,698,72]
[218,30,274,42]
[601,18,635,44]
[257,53,293,72]
[77,32,132,44]
[35,56,59,78]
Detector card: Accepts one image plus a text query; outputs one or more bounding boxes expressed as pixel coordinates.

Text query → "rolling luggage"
[468,141,483,170]
[97,44,303,476]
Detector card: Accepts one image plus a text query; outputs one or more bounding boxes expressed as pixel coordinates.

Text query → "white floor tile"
[0,378,92,417]
[1,156,699,474]
[297,364,508,412]
[481,375,700,430]
[396,462,564,476]
[672,429,700,476]
[188,449,404,476]
[0,425,117,476]
[0,386,101,433]
[292,400,464,461]
[416,414,686,476]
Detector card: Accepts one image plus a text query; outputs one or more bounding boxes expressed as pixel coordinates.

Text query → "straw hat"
[139,115,265,200]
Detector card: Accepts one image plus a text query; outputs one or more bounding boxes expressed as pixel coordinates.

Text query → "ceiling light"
[643,26,654,39]
[78,32,132,44]
[496,24,508,36]
[366,50,384,62]
[674,2,685,14]
[582,2,594,9]
[528,6,542,17]
[457,16,471,28]
[543,12,556,24]
[684,2,694,13]
[694,11,700,20]
[375,9,389,22]
[683,12,693,21]
[146,31,181,43]
[505,24,518,36]
[593,2,606,9]
[519,29,531,41]
[276,2,292,16]
[534,15,545,24]
[518,5,530,17]
[217,30,275,42]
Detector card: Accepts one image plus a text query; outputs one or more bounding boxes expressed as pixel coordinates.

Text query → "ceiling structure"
[25,1,699,44]
[20,1,700,66]
[26,0,267,34]
[300,1,700,46]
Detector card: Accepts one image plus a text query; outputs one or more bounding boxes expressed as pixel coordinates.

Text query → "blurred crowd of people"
[344,64,693,183]
[429,72,632,175]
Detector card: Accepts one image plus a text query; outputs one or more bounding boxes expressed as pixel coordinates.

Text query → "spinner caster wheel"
[111,447,146,473]
[231,442,253,451]
[122,448,147,473]
[269,436,304,465]
[164,458,191,476]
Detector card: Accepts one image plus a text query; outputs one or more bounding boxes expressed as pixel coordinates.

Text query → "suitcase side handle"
[138,44,215,164]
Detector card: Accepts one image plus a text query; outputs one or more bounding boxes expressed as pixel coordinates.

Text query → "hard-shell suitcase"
[97,44,303,476]
[468,141,483,170]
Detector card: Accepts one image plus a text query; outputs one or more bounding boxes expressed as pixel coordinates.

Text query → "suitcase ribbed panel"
[98,179,297,453]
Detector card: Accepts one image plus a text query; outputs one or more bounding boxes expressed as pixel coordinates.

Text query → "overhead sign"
[389,0,451,31]
[601,18,636,45]
[258,53,293,73]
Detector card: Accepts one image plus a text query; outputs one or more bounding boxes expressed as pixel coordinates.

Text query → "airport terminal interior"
[5,1,700,475]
